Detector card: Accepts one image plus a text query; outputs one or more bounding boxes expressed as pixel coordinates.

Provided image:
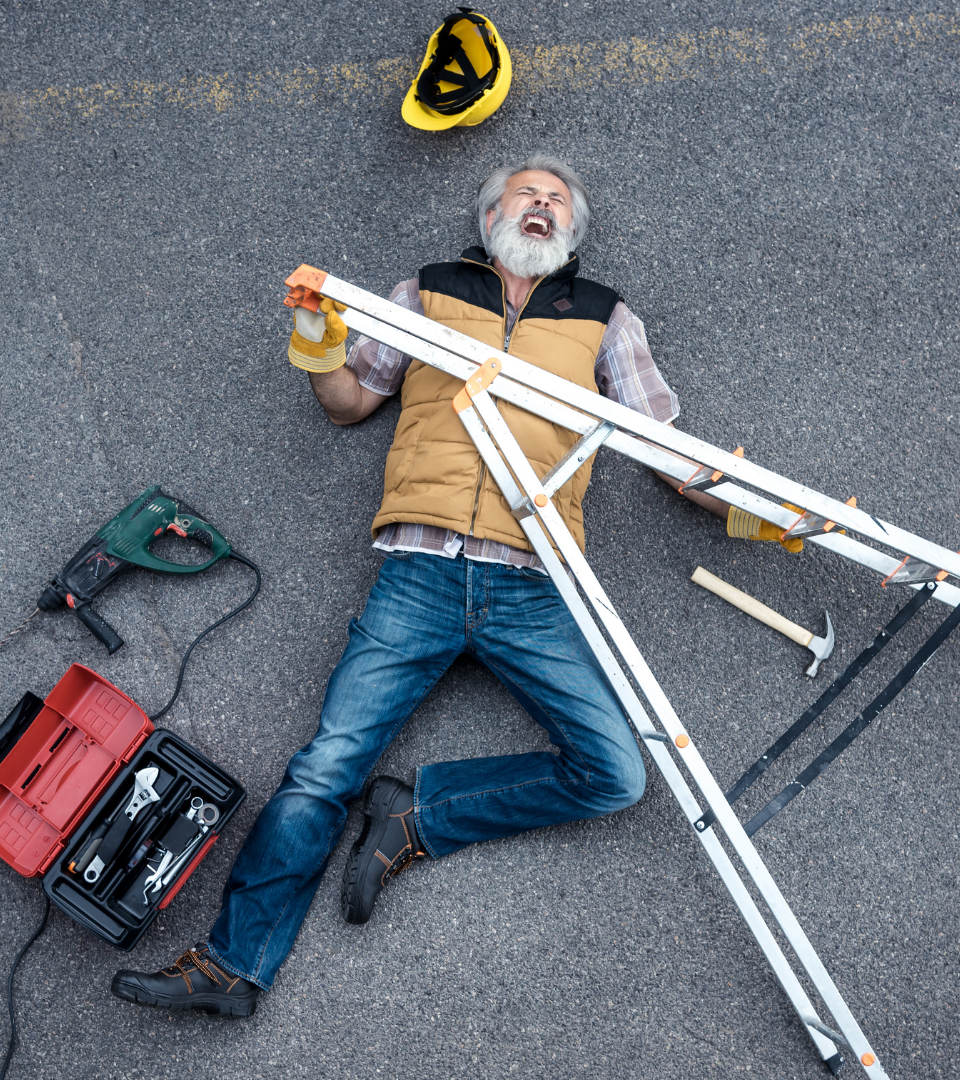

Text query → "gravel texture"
[1,3,958,1078]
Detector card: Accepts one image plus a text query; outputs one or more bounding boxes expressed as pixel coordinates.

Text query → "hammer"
[691,567,835,677]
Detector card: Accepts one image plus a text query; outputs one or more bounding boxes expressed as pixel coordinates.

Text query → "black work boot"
[111,943,258,1016]
[341,776,425,924]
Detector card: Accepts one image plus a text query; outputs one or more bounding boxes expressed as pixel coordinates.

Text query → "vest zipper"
[459,257,564,537]
[505,272,546,341]
[459,255,568,350]
[468,462,486,537]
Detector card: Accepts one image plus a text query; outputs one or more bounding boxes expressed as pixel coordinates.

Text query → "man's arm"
[596,305,728,519]
[297,278,421,426]
[602,314,800,549]
[654,424,729,519]
[308,367,389,426]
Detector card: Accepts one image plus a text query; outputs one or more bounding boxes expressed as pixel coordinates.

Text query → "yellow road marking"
[788,12,960,64]
[1,14,958,138]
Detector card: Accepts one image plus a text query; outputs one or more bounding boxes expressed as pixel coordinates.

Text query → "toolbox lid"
[0,664,153,877]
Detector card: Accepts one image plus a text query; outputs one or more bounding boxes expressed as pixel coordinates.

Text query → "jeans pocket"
[514,564,548,580]
[383,550,415,561]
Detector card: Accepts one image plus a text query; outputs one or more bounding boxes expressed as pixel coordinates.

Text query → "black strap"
[694,584,935,833]
[416,10,499,115]
[743,593,960,836]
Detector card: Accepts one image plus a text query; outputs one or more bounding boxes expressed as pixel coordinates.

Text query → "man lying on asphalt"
[112,152,745,1015]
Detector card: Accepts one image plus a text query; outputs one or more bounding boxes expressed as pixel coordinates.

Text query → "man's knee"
[588,752,646,813]
[283,729,365,802]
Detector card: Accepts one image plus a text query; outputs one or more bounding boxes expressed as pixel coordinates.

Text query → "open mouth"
[521,213,552,239]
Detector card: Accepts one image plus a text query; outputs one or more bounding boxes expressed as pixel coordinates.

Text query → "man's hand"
[727,505,805,553]
[654,425,803,550]
[288,302,348,373]
[286,301,388,425]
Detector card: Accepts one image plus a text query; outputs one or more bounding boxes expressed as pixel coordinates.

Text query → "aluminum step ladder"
[286,265,960,1077]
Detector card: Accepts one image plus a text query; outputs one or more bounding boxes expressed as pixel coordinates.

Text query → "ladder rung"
[541,420,616,497]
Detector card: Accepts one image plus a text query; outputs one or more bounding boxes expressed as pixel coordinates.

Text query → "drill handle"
[109,490,231,575]
[75,604,124,654]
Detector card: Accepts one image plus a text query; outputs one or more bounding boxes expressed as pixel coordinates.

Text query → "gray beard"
[486,208,573,279]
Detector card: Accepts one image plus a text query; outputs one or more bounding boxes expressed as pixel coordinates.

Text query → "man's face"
[485,170,573,242]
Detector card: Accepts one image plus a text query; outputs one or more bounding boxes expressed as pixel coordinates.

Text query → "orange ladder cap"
[453,358,502,413]
[283,264,329,312]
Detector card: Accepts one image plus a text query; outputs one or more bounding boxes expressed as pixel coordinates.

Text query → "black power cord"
[1,889,49,1080]
[149,551,261,721]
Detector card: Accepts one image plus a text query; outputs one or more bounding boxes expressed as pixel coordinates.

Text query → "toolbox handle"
[157,832,218,910]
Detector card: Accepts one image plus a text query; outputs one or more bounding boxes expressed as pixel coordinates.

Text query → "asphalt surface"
[1,2,959,1078]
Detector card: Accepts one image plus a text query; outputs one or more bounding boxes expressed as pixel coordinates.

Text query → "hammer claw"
[803,611,836,678]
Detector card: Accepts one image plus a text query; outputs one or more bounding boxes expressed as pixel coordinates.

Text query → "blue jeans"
[208,552,645,989]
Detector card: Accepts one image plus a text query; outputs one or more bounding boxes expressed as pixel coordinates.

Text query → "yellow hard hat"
[402,8,511,131]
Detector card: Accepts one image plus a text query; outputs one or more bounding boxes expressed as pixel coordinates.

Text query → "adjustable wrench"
[84,767,161,883]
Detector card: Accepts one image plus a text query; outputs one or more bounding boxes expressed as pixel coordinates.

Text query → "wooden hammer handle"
[691,567,814,648]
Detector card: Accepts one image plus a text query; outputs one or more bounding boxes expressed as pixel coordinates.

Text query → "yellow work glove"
[727,504,805,553]
[288,297,349,373]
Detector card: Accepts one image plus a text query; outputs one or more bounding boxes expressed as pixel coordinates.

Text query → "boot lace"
[172,948,223,991]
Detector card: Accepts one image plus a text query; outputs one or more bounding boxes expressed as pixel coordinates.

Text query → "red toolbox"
[0,664,244,949]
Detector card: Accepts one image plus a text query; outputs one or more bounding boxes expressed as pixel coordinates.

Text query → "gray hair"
[477,154,591,253]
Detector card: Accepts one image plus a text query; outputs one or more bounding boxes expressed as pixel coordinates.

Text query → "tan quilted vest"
[370,253,617,555]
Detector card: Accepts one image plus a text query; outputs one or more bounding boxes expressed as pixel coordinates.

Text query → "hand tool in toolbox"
[68,767,159,878]
[140,796,219,905]
[0,664,245,945]
[82,767,161,883]
[691,566,836,676]
[283,265,960,1077]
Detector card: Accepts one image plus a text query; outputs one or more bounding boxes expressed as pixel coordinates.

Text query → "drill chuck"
[37,584,64,612]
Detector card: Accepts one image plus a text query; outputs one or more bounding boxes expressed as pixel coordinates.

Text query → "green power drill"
[37,485,232,654]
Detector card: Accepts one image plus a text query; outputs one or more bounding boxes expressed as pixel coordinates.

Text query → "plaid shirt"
[347,276,680,571]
